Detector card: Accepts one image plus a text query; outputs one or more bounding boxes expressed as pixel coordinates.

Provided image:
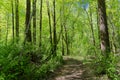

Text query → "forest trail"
[49,56,97,80]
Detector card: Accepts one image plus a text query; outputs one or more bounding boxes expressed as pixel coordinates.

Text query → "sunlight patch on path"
[50,56,95,80]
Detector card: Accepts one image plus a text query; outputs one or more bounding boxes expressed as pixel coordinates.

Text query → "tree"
[64,23,69,55]
[11,0,15,42]
[98,0,110,55]
[60,4,65,55]
[46,0,53,49]
[33,0,37,45]
[25,0,32,43]
[6,14,9,45]
[15,0,19,43]
[0,26,1,40]
[85,4,95,46]
[39,0,43,48]
[53,0,57,55]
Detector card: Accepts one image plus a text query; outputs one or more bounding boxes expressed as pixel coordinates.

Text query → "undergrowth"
[0,42,63,80]
[93,52,119,80]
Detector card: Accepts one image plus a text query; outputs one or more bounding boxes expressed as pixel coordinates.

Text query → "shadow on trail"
[49,57,95,80]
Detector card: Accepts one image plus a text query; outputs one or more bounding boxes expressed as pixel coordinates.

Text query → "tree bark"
[86,4,96,46]
[11,0,15,42]
[25,0,32,43]
[53,0,57,55]
[64,25,69,55]
[0,26,2,40]
[39,0,43,47]
[33,0,37,45]
[98,0,110,55]
[60,5,65,55]
[15,0,19,43]
[46,0,53,47]
[6,14,9,45]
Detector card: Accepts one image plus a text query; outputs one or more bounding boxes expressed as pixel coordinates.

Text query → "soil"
[48,56,102,80]
[47,56,120,80]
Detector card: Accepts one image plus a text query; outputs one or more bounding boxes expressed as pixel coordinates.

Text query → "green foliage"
[0,42,63,80]
[0,0,120,79]
[93,52,119,80]
[0,43,30,80]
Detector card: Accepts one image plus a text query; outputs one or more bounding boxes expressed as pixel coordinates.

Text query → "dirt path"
[49,57,96,80]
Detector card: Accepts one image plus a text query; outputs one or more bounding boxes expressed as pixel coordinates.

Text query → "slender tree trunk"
[33,0,37,45]
[46,0,53,47]
[39,0,43,48]
[11,0,15,42]
[98,0,110,55]
[0,26,2,40]
[89,4,96,46]
[60,8,65,55]
[6,14,9,45]
[25,0,32,43]
[96,6,100,48]
[108,14,116,53]
[85,5,95,46]
[61,0,69,55]
[64,25,69,55]
[62,34,65,55]
[61,0,65,55]
[53,0,57,55]
[15,0,19,43]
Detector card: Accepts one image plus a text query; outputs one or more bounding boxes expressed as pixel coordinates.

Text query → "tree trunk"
[53,0,57,55]
[46,0,53,48]
[39,0,43,48]
[86,4,96,46]
[25,0,32,43]
[96,5,100,48]
[89,5,97,55]
[15,0,19,43]
[33,0,37,45]
[60,6,65,55]
[64,25,69,55]
[0,26,2,40]
[98,0,110,55]
[6,14,9,45]
[11,0,15,42]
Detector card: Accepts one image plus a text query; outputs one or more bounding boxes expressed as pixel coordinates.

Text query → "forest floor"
[48,56,112,80]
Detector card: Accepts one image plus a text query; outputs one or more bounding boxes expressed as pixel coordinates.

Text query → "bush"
[0,42,63,80]
[93,52,119,80]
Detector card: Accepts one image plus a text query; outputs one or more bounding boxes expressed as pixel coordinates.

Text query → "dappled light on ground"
[49,57,96,80]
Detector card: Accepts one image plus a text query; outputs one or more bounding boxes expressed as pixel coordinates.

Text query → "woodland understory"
[0,0,120,80]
